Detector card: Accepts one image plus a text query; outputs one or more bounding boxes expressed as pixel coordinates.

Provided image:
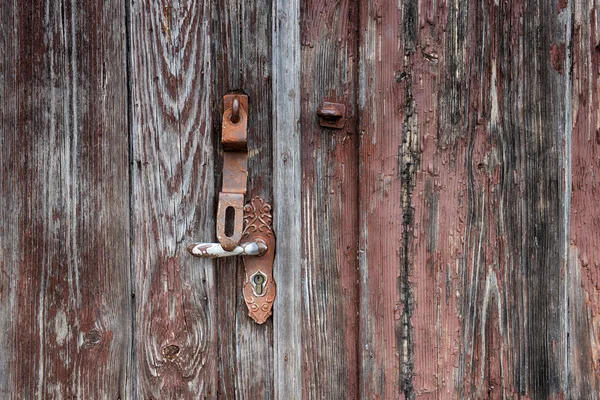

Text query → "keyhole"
[252,273,265,296]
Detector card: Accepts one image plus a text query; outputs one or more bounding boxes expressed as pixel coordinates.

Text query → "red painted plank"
[358,1,574,398]
[358,1,406,398]
[568,1,600,396]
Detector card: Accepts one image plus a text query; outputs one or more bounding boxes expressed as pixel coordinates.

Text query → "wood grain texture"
[569,0,600,397]
[0,0,132,398]
[273,0,303,397]
[3,0,600,398]
[129,0,218,397]
[357,1,407,398]
[300,0,360,399]
[211,0,274,398]
[427,1,572,398]
[358,0,577,398]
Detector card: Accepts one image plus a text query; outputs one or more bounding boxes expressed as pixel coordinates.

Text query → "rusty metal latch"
[187,94,276,325]
[217,94,249,251]
[316,101,346,129]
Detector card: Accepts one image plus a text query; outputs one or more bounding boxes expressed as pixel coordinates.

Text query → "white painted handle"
[187,240,267,258]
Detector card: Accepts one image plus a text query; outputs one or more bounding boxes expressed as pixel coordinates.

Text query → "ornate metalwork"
[241,197,276,324]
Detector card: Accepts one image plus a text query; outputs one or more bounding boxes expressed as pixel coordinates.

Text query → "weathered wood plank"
[434,1,571,397]
[273,0,303,397]
[0,0,132,398]
[568,1,600,397]
[359,0,575,398]
[406,2,462,397]
[129,1,218,397]
[300,0,360,398]
[357,1,406,398]
[211,0,274,398]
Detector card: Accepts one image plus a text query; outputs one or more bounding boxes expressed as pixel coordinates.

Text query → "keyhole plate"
[250,271,268,297]
[242,197,276,324]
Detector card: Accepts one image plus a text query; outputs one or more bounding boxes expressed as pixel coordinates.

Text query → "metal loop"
[231,96,240,123]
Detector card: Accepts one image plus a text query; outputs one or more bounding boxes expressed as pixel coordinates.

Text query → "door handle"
[188,239,267,258]
[187,94,276,325]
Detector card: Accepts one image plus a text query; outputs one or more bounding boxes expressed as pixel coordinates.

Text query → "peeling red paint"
[568,2,600,394]
[558,0,568,11]
[550,42,566,74]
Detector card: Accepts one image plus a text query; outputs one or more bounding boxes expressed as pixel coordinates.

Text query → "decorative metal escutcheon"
[187,94,276,325]
[240,197,276,324]
[188,197,276,324]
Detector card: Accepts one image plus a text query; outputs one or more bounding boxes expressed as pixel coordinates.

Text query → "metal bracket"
[217,94,249,251]
[316,101,346,129]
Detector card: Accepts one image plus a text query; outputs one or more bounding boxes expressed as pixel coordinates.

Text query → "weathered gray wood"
[0,0,132,398]
[211,1,275,397]
[128,0,218,397]
[442,2,571,397]
[272,0,302,397]
[300,0,360,398]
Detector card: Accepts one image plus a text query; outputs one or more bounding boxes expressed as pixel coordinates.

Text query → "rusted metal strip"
[217,94,249,251]
[222,95,248,150]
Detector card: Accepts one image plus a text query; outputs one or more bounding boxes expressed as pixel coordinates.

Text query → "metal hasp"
[316,101,346,129]
[218,94,249,251]
[188,94,276,324]
[188,196,276,324]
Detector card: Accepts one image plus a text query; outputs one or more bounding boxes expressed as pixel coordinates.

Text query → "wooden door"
[1,1,599,399]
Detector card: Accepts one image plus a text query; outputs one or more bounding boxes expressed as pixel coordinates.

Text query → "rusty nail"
[231,96,240,123]
[316,102,346,129]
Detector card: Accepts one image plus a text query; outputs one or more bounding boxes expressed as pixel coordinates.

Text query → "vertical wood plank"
[435,1,571,397]
[211,0,274,398]
[569,0,600,397]
[129,1,218,397]
[357,1,406,398]
[0,0,131,398]
[300,0,360,398]
[404,2,462,397]
[358,0,574,398]
[273,0,303,397]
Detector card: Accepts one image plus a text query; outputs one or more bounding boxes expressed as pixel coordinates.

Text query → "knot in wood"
[162,344,181,360]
